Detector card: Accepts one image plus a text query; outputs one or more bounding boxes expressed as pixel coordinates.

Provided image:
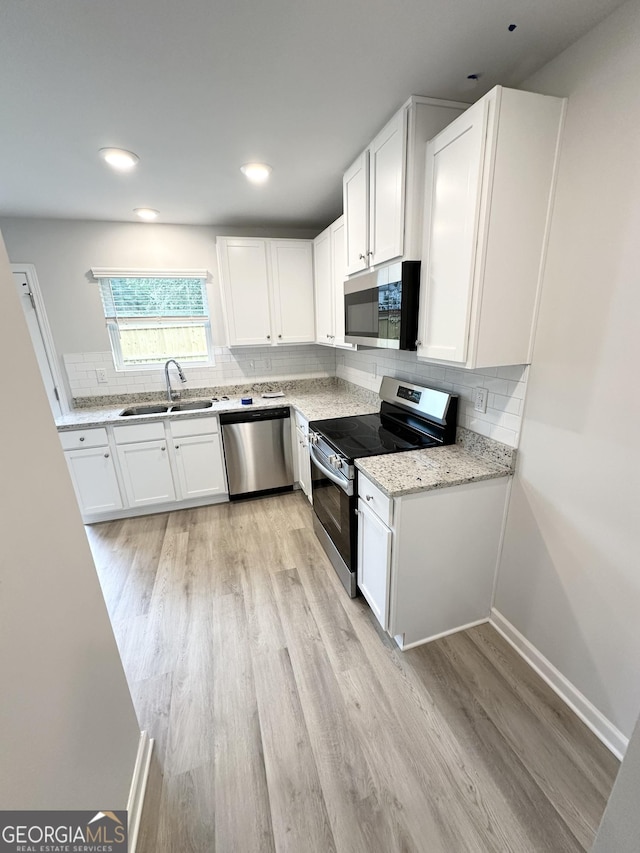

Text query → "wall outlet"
[96,368,108,384]
[474,387,488,413]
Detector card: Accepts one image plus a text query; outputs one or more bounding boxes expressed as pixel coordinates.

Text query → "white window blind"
[92,270,213,369]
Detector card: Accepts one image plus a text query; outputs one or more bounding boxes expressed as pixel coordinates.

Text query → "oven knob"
[330,454,346,473]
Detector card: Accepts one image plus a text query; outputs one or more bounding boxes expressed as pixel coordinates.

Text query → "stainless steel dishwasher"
[220,406,294,499]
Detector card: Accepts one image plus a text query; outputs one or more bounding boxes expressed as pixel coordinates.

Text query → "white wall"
[494,0,640,742]
[0,218,321,400]
[593,712,640,852]
[0,230,141,807]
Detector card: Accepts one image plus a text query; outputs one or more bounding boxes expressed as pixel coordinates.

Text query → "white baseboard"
[398,618,490,651]
[127,731,154,853]
[490,609,627,760]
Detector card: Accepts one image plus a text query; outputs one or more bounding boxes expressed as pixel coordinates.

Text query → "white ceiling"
[0,0,625,231]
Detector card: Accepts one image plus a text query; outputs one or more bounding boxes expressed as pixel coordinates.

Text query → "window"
[91,268,213,369]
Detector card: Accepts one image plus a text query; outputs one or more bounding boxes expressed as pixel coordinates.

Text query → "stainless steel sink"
[119,404,170,416]
[169,400,213,412]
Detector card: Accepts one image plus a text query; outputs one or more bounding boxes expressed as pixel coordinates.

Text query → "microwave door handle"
[309,445,353,496]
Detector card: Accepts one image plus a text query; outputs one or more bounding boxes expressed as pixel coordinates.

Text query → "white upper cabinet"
[313,216,355,349]
[217,238,272,346]
[269,240,315,344]
[343,152,369,275]
[343,96,467,276]
[418,86,565,369]
[218,237,314,347]
[331,218,351,348]
[313,225,333,343]
[368,109,406,268]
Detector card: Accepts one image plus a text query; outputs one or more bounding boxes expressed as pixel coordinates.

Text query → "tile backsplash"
[64,345,528,448]
[63,345,336,399]
[336,348,528,448]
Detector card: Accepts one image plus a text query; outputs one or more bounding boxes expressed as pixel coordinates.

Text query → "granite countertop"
[55,385,378,431]
[56,379,514,497]
[356,445,512,498]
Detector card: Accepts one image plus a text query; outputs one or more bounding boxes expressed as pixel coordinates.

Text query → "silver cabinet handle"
[175,445,179,450]
[366,495,373,501]
[415,340,422,347]
[104,453,109,458]
[326,333,331,338]
[278,334,282,339]
[161,446,166,451]
[359,253,366,260]
[367,250,373,257]
[79,436,85,442]
[354,508,361,515]
[267,334,271,340]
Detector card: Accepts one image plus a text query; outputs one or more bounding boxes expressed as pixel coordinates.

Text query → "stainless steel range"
[309,376,458,597]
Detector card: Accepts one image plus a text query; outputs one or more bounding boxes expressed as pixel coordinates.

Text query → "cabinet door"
[269,241,315,344]
[369,109,406,267]
[295,425,312,501]
[357,498,392,629]
[117,440,175,507]
[218,237,273,346]
[173,433,227,500]
[65,447,123,515]
[331,217,353,349]
[313,225,334,345]
[418,99,488,364]
[343,151,369,275]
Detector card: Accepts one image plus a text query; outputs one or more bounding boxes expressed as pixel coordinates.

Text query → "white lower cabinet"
[293,411,312,502]
[357,497,392,628]
[117,439,176,507]
[64,445,123,515]
[60,415,229,521]
[171,420,227,499]
[357,472,509,648]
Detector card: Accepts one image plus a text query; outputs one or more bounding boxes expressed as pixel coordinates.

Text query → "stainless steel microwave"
[344,260,420,349]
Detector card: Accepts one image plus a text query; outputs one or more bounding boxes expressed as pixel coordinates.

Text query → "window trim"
[91,267,215,371]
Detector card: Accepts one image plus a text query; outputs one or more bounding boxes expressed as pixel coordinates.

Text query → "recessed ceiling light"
[99,147,140,171]
[133,208,159,221]
[240,162,272,184]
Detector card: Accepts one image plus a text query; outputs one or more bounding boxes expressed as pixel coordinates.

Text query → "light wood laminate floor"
[86,492,619,853]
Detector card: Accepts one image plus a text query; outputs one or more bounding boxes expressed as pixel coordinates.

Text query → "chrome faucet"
[164,358,187,402]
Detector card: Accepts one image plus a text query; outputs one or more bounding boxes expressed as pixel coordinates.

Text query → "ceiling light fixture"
[99,147,140,171]
[133,208,159,221]
[240,162,272,184]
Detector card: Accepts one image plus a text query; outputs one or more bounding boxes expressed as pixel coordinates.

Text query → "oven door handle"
[309,444,354,496]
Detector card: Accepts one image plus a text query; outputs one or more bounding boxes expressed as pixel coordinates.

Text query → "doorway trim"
[11,262,70,414]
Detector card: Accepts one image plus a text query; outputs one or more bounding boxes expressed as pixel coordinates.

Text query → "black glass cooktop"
[310,412,439,460]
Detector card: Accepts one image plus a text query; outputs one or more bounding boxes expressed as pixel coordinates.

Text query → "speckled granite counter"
[56,378,514,498]
[356,445,511,498]
[55,383,378,431]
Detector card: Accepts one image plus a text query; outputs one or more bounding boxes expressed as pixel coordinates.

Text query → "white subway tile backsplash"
[65,345,529,448]
[339,349,529,448]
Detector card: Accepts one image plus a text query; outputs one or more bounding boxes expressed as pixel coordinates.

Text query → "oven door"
[310,445,357,595]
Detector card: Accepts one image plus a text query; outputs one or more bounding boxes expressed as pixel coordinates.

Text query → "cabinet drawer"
[171,416,219,438]
[358,474,392,526]
[59,427,108,450]
[294,410,308,434]
[113,422,166,444]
